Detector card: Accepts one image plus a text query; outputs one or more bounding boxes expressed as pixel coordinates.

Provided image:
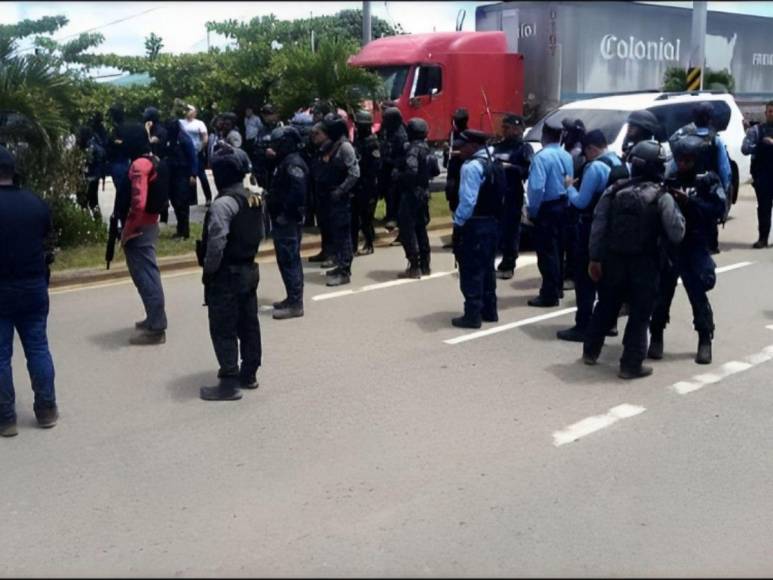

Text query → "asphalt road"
[3,186,773,577]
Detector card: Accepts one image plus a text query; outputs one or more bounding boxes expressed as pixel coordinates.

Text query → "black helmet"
[561,117,586,134]
[693,102,714,127]
[269,126,302,158]
[211,145,251,189]
[142,106,161,124]
[627,110,661,136]
[122,122,151,160]
[406,117,429,140]
[355,110,373,125]
[322,115,348,142]
[382,107,404,131]
[628,139,667,179]
[670,133,707,162]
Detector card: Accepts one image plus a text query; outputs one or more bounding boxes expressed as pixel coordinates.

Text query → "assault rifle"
[105,214,120,270]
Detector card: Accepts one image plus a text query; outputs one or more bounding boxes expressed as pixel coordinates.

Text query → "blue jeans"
[124,225,167,331]
[272,219,304,305]
[0,277,56,423]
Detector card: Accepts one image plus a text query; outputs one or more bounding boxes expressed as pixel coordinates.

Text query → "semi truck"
[348,31,525,143]
[475,1,773,122]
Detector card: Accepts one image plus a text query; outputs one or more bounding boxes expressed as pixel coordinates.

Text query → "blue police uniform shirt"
[567,151,622,210]
[453,147,491,227]
[526,143,573,219]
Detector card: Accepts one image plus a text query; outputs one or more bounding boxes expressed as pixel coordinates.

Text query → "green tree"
[269,37,382,118]
[144,32,164,60]
[662,66,735,93]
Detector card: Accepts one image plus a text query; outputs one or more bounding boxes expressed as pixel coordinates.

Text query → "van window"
[412,65,442,97]
[525,109,630,144]
[648,101,731,139]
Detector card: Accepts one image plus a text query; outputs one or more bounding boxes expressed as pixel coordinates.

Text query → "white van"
[524,91,750,203]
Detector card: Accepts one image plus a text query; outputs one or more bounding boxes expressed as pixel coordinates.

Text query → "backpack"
[596,154,629,188]
[607,181,662,255]
[145,155,171,215]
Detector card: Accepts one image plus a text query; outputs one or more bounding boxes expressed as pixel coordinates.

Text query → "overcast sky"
[3,1,773,64]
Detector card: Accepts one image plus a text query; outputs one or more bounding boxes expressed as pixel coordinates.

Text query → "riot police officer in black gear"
[199,147,265,401]
[743,101,773,248]
[443,108,469,215]
[583,140,686,379]
[265,126,309,320]
[351,110,381,256]
[648,134,727,365]
[494,113,533,280]
[622,110,663,160]
[397,117,439,279]
[378,107,408,232]
[251,104,280,191]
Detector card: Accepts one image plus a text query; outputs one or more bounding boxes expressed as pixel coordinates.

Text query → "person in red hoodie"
[121,124,168,346]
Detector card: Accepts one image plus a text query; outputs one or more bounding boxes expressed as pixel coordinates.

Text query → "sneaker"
[618,365,654,380]
[451,315,482,329]
[308,252,327,263]
[200,385,243,401]
[129,330,166,345]
[0,420,18,437]
[496,268,514,280]
[273,303,304,319]
[326,269,351,287]
[34,406,58,428]
[557,326,586,343]
[528,296,559,308]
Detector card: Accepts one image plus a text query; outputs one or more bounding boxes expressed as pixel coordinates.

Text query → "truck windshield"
[526,109,630,145]
[369,66,410,101]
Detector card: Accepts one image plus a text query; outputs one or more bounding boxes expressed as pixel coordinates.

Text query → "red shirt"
[123,157,160,238]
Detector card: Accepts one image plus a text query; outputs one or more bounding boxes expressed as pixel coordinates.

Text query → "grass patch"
[52,192,451,273]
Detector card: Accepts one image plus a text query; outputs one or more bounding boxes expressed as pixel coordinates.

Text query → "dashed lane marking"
[552,404,647,447]
[311,255,539,302]
[447,261,755,345]
[671,343,773,395]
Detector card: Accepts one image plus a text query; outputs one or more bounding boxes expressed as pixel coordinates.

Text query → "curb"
[49,218,455,289]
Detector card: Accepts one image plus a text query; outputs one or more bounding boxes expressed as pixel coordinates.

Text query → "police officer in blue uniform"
[526,118,574,307]
[451,130,507,329]
[493,113,533,280]
[648,133,727,365]
[557,129,623,342]
[668,102,732,254]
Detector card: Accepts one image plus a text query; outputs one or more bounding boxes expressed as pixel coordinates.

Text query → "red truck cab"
[348,31,524,143]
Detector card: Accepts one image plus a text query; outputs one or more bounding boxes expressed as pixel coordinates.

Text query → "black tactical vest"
[472,158,507,218]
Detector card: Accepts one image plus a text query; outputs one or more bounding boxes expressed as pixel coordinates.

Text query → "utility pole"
[363,1,372,46]
[689,0,707,90]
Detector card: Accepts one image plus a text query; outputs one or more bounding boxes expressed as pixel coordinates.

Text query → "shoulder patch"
[372,150,381,158]
[289,165,305,179]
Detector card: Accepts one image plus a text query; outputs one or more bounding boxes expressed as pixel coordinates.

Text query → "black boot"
[398,260,422,279]
[308,251,327,263]
[420,255,431,276]
[648,328,664,360]
[200,378,242,401]
[696,331,712,365]
[452,315,482,329]
[752,238,769,249]
[618,365,654,380]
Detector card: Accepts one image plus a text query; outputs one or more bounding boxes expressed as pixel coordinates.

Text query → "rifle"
[105,214,120,270]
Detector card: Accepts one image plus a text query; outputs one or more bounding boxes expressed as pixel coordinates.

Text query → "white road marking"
[311,255,539,302]
[51,269,199,295]
[444,307,578,345]
[448,260,754,344]
[670,344,772,395]
[553,404,646,447]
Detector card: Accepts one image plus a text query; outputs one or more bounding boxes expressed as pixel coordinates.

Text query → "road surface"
[3,187,773,577]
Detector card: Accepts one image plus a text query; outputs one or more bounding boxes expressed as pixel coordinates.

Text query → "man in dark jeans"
[0,146,58,437]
